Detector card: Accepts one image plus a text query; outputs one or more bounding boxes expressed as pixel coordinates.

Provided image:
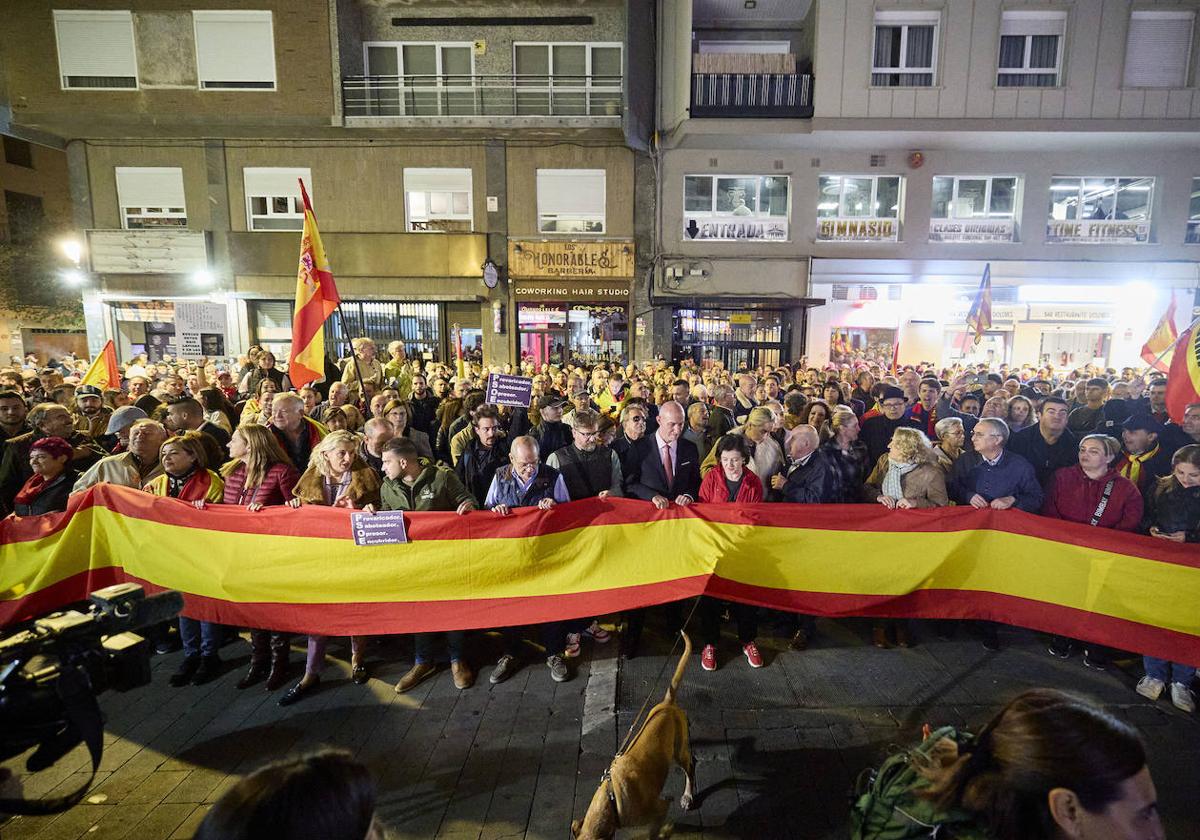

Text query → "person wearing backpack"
[851,687,1163,840]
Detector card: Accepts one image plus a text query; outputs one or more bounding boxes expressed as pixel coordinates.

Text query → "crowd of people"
[2,339,1197,715]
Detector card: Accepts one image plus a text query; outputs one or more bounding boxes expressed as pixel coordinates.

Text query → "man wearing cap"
[859,386,922,465]
[531,394,571,463]
[102,405,148,453]
[1116,414,1173,493]
[71,385,113,440]
[73,419,167,492]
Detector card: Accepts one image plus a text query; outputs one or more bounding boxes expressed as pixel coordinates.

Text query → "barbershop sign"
[1045,220,1150,245]
[508,240,634,279]
[816,218,899,242]
[511,279,631,300]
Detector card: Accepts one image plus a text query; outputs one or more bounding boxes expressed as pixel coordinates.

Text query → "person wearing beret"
[11,436,77,516]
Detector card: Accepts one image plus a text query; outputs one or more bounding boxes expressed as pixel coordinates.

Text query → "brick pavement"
[1,620,1197,839]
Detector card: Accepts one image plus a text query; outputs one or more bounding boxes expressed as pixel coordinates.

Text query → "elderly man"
[319,382,364,431]
[708,384,738,441]
[734,373,758,425]
[102,405,148,454]
[73,419,167,491]
[269,392,327,472]
[340,337,384,401]
[1116,414,1173,492]
[71,384,113,440]
[531,394,571,463]
[628,401,700,509]
[683,400,711,459]
[455,405,509,506]
[859,386,922,464]
[0,402,104,510]
[1007,396,1077,488]
[612,401,651,480]
[546,408,623,501]
[774,424,839,504]
[358,417,395,476]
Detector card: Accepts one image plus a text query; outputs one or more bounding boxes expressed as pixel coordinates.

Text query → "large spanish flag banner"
[1166,322,1200,423]
[2,486,1198,665]
[287,179,341,389]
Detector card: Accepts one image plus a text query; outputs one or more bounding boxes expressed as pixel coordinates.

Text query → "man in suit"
[627,400,700,508]
[623,400,701,656]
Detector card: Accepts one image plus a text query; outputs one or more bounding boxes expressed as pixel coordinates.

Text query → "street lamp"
[62,268,87,286]
[192,269,215,287]
[58,237,82,265]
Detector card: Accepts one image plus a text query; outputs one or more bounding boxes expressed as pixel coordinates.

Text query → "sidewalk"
[1,620,1197,839]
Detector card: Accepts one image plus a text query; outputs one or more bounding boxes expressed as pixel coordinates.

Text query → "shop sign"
[511,279,631,300]
[728,313,752,325]
[508,240,634,279]
[683,217,788,241]
[946,304,1024,323]
[87,229,208,275]
[636,316,646,336]
[174,301,227,358]
[1044,220,1150,244]
[928,219,1014,243]
[816,219,899,242]
[1027,304,1115,323]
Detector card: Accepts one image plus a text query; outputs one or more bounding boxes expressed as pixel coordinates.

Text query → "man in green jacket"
[375,437,475,692]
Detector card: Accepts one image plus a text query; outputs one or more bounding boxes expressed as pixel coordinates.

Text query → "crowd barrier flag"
[1140,296,1178,373]
[2,486,1198,665]
[287,179,341,390]
[79,340,121,391]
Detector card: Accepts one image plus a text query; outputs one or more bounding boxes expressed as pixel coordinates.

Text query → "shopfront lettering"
[513,285,630,298]
[928,219,1014,243]
[816,219,898,242]
[684,217,788,241]
[1045,220,1149,244]
[508,241,635,279]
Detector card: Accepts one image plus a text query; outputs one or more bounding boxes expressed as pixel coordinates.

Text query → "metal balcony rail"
[690,72,814,118]
[342,73,624,118]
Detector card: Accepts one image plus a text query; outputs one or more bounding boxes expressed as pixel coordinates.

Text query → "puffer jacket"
[221,461,300,507]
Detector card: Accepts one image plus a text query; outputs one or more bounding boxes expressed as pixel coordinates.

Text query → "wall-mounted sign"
[946,304,1025,323]
[1027,304,1116,323]
[174,301,227,358]
[512,279,631,300]
[508,240,634,279]
[683,217,788,241]
[1044,220,1150,245]
[816,219,899,242]
[729,313,752,325]
[929,219,1014,243]
[87,229,209,274]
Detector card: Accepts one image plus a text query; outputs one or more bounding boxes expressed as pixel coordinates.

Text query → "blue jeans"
[1144,656,1196,685]
[414,631,466,665]
[179,617,221,659]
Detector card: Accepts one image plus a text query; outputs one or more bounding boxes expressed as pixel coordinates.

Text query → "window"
[53,10,137,90]
[872,11,938,87]
[682,174,789,241]
[1047,176,1154,244]
[244,168,309,231]
[536,169,605,233]
[404,168,472,232]
[930,176,1019,242]
[816,175,902,241]
[193,11,276,90]
[364,43,474,115]
[997,11,1065,87]
[326,301,442,362]
[1123,11,1195,88]
[2,136,34,169]
[4,192,45,242]
[518,303,627,367]
[1187,177,1200,244]
[513,43,622,115]
[115,167,187,229]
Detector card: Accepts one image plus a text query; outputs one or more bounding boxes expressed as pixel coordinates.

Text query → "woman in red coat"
[697,435,764,672]
[220,424,301,692]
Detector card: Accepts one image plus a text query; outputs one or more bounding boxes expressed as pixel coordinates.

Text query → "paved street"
[2,617,1198,839]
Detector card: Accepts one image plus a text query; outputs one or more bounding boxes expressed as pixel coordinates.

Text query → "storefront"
[673,308,791,369]
[84,295,233,363]
[508,240,634,367]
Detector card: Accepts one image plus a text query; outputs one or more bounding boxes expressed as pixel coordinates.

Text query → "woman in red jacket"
[221,424,301,692]
[1041,433,1143,666]
[697,435,764,672]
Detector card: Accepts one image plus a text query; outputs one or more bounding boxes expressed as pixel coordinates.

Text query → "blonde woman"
[280,431,381,706]
[700,406,785,490]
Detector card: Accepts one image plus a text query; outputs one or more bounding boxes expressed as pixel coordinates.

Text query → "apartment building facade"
[0,0,642,369]
[654,0,1200,370]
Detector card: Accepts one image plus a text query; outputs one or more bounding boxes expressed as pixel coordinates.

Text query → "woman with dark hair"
[905,689,1158,840]
[199,386,237,434]
[12,437,77,516]
[800,399,831,433]
[383,398,433,459]
[195,749,382,840]
[696,435,764,672]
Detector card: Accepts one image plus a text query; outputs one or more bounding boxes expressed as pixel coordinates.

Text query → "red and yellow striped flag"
[1140,296,1178,373]
[80,339,121,391]
[1166,322,1200,423]
[287,180,341,389]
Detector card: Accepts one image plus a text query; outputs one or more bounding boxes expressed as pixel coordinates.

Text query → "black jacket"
[532,420,571,463]
[859,414,922,465]
[782,450,840,504]
[1141,480,1200,542]
[455,438,510,506]
[627,435,701,501]
[13,469,77,516]
[1008,424,1078,488]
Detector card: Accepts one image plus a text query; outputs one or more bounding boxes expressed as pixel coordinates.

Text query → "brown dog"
[572,631,696,839]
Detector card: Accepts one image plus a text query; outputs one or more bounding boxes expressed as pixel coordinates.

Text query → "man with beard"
[71,385,113,439]
[408,373,441,439]
[546,408,623,500]
[0,390,30,466]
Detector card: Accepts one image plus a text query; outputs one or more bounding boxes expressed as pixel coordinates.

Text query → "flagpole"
[333,304,367,404]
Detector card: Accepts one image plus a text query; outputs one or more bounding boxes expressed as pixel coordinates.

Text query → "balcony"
[689,53,813,119]
[342,74,623,127]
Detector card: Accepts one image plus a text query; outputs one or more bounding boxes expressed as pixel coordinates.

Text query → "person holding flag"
[288,180,342,392]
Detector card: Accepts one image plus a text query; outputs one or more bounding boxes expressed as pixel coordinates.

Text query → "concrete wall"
[0,137,72,239]
[814,0,1200,122]
[505,143,634,238]
[84,143,211,230]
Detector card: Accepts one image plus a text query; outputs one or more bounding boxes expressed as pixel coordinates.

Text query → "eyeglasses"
[881,401,905,409]
[576,430,601,439]
[628,416,647,423]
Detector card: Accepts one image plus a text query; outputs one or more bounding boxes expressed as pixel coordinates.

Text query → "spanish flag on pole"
[288,179,341,390]
[1140,296,1178,373]
[1166,321,1200,423]
[80,339,120,390]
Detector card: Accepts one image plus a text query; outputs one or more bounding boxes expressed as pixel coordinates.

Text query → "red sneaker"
[743,642,764,669]
[701,644,717,672]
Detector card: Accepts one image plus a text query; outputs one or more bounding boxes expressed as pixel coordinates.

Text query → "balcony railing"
[690,72,814,118]
[342,73,623,119]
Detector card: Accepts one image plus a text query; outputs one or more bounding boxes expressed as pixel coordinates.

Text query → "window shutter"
[115,167,186,208]
[536,169,605,215]
[1001,11,1066,37]
[243,168,311,198]
[193,11,276,88]
[53,10,137,86]
[1123,11,1194,88]
[403,168,472,193]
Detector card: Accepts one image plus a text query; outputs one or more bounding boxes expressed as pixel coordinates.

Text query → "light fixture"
[59,237,82,264]
[62,268,87,286]
[192,269,215,286]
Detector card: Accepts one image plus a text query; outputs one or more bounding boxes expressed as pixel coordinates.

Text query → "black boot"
[169,656,201,687]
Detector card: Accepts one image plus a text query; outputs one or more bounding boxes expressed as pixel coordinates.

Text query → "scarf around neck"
[882,459,919,499]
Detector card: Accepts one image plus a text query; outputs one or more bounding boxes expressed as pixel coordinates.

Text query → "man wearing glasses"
[545,408,624,501]
[859,386,922,464]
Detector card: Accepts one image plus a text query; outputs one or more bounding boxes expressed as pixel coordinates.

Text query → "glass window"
[53,10,138,90]
[193,11,276,90]
[513,43,623,115]
[325,301,441,361]
[1187,177,1200,244]
[1048,177,1154,222]
[872,12,939,87]
[683,175,789,240]
[116,167,187,230]
[818,175,901,219]
[997,12,1065,87]
[517,303,626,366]
[537,169,605,233]
[404,168,472,232]
[930,176,1020,219]
[244,167,310,232]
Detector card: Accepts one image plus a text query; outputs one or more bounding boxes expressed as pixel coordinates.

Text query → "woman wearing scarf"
[863,427,948,648]
[12,436,77,516]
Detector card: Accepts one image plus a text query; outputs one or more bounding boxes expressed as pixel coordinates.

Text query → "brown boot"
[894,623,912,648]
[451,660,475,690]
[265,650,291,692]
[237,660,269,690]
[395,663,438,694]
[872,623,892,649]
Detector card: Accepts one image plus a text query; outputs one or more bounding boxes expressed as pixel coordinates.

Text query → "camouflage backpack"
[850,726,993,840]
